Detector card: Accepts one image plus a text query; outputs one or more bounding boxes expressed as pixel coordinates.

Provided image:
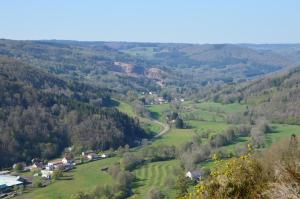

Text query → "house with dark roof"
[30,162,44,171]
[185,170,205,181]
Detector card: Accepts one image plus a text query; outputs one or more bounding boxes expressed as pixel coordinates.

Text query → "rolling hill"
[0,56,147,168]
[1,39,299,98]
[211,66,300,124]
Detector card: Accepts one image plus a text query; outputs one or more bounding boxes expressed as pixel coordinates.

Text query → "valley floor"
[18,100,300,199]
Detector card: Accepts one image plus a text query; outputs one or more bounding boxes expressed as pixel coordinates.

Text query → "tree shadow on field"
[131,177,147,191]
[265,125,280,145]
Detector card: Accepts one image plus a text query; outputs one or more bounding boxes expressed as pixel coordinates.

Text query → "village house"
[41,170,53,179]
[155,97,166,104]
[152,96,169,105]
[30,162,44,171]
[87,153,100,161]
[81,150,94,156]
[185,170,205,181]
[62,157,73,165]
[41,157,74,178]
[82,150,100,161]
[46,160,64,171]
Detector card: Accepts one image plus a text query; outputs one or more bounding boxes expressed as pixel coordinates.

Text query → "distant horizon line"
[1,38,300,45]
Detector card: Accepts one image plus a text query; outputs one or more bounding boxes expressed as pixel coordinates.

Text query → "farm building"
[0,175,24,192]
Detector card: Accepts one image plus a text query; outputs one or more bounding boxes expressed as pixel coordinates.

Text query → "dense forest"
[0,56,147,168]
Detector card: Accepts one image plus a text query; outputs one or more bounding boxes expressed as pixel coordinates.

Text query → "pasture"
[22,157,119,199]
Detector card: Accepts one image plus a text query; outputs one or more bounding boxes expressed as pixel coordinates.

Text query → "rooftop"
[0,175,23,188]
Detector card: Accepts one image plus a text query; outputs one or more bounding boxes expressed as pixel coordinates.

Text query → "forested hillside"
[0,39,160,93]
[211,66,300,124]
[1,39,299,98]
[0,56,147,168]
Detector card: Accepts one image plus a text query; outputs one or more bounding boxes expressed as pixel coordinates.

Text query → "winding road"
[152,120,170,138]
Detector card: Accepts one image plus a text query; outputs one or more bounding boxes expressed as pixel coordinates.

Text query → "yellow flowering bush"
[182,145,270,199]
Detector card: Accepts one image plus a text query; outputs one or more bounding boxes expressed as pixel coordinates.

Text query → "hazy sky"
[0,0,299,43]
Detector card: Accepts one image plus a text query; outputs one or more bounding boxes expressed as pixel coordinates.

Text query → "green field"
[141,121,162,135]
[266,124,300,145]
[114,99,136,117]
[20,101,300,198]
[132,160,180,198]
[114,99,162,135]
[122,47,156,59]
[127,102,242,197]
[147,103,171,122]
[146,102,242,149]
[188,120,231,133]
[194,102,247,113]
[22,157,119,199]
[181,101,247,122]
[152,128,196,147]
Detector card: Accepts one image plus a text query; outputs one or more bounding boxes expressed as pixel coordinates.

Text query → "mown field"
[132,160,180,198]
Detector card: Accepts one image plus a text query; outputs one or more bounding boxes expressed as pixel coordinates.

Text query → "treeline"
[180,121,270,170]
[119,145,177,171]
[0,57,147,168]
